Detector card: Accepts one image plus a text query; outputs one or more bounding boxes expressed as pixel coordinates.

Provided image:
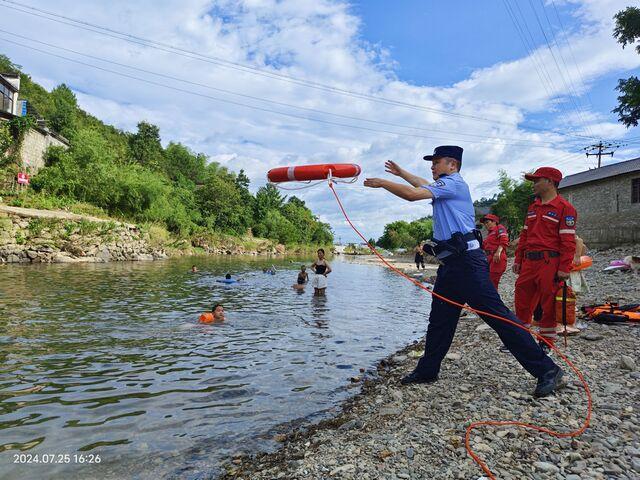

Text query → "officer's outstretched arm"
[364,178,433,201]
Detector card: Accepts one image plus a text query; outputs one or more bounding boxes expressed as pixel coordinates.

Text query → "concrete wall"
[19,127,68,173]
[560,172,640,248]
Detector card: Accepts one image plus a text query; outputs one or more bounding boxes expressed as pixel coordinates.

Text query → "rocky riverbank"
[0,205,290,263]
[221,247,639,480]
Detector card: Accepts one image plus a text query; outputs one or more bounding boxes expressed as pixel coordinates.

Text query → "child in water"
[292,265,308,290]
[311,249,331,296]
[199,304,225,323]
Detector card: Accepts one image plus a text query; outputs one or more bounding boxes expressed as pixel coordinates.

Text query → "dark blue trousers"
[415,249,557,379]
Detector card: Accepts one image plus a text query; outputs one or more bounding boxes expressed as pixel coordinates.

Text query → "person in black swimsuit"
[292,265,309,290]
[311,249,331,296]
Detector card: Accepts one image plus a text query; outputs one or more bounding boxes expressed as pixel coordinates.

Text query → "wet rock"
[620,355,636,371]
[533,461,559,473]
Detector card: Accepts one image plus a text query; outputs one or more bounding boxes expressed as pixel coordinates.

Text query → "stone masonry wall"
[0,209,167,264]
[561,172,640,248]
[19,128,69,173]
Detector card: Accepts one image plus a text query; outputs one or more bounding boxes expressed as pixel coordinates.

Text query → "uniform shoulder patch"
[433,180,446,188]
[565,215,575,226]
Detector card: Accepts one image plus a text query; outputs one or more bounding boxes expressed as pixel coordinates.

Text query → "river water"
[0,256,431,479]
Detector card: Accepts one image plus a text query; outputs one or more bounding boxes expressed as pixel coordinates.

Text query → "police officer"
[364,146,563,397]
[481,214,509,289]
[513,167,577,352]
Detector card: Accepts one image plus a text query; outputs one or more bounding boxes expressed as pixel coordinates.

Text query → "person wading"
[363,145,563,397]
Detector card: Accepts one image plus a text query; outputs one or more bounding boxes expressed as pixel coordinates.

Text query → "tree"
[0,54,21,73]
[254,183,285,222]
[128,122,164,169]
[198,173,251,234]
[49,84,78,138]
[613,7,640,127]
[490,170,534,237]
[163,142,206,184]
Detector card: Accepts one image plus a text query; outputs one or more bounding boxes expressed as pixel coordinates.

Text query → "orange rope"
[327,181,591,480]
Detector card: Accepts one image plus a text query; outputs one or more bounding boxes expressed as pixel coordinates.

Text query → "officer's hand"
[364,178,384,188]
[557,270,570,280]
[512,263,521,274]
[384,160,402,176]
[493,252,501,263]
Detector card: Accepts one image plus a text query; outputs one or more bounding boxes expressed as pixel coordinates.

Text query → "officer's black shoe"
[400,370,438,386]
[533,366,564,398]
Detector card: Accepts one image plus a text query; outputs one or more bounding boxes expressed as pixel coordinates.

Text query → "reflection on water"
[0,256,431,479]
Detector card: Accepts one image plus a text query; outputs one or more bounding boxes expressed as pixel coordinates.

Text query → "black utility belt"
[525,251,560,260]
[423,230,482,260]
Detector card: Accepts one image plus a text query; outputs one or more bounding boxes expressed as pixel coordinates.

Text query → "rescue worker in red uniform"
[514,167,577,353]
[481,214,509,289]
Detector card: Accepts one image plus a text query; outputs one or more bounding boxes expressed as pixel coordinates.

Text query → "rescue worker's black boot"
[534,366,564,397]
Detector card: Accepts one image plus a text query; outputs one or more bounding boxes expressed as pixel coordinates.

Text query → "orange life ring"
[571,255,592,271]
[267,163,361,183]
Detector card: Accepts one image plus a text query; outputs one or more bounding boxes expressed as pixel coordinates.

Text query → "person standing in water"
[414,243,426,269]
[293,265,309,290]
[311,249,331,296]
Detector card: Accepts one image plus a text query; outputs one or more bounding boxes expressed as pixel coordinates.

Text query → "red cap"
[524,167,562,183]
[481,214,500,223]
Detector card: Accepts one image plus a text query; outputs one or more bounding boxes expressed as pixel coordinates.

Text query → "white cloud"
[1,0,639,241]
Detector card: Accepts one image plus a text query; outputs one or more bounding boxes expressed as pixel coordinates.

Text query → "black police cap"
[423,145,463,164]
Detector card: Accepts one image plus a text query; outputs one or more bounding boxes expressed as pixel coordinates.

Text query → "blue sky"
[0,0,639,242]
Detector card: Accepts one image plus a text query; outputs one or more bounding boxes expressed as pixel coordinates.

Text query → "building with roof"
[559,157,640,248]
[0,73,20,116]
[1,73,69,180]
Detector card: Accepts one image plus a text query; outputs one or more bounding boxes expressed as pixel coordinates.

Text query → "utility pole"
[583,141,620,168]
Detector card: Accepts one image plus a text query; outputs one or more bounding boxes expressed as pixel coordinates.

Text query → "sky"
[1,0,639,243]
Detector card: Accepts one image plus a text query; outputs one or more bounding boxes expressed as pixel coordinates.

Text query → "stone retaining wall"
[0,211,167,264]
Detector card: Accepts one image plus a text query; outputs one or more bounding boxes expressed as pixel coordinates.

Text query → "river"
[0,256,431,479]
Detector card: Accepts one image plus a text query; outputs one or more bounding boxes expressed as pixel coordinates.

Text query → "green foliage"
[614,7,640,54]
[49,84,78,138]
[489,170,534,237]
[613,7,640,127]
[128,121,163,170]
[1,53,331,246]
[0,54,21,73]
[613,76,640,128]
[377,217,433,250]
[198,173,251,234]
[0,122,11,157]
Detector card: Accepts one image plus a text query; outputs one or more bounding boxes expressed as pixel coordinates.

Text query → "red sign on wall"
[17,172,30,185]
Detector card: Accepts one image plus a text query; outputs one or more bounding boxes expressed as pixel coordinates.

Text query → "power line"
[1,36,582,149]
[584,141,621,168]
[0,29,570,148]
[502,0,590,142]
[528,0,596,139]
[0,0,598,141]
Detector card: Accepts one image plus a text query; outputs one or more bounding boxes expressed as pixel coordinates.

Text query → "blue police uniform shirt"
[423,173,476,241]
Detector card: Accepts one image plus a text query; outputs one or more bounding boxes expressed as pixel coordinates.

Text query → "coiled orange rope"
[327,181,591,479]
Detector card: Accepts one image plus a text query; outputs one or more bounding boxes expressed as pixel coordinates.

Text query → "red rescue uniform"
[514,195,577,343]
[482,223,509,288]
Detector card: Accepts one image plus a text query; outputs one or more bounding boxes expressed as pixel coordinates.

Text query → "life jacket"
[555,284,576,326]
[581,303,640,324]
[199,312,215,323]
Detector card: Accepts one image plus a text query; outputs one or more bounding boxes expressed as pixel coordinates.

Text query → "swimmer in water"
[199,303,225,323]
[292,265,308,290]
[311,248,331,296]
[191,265,198,273]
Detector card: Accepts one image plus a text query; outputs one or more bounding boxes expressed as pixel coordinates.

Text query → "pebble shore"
[221,247,639,480]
